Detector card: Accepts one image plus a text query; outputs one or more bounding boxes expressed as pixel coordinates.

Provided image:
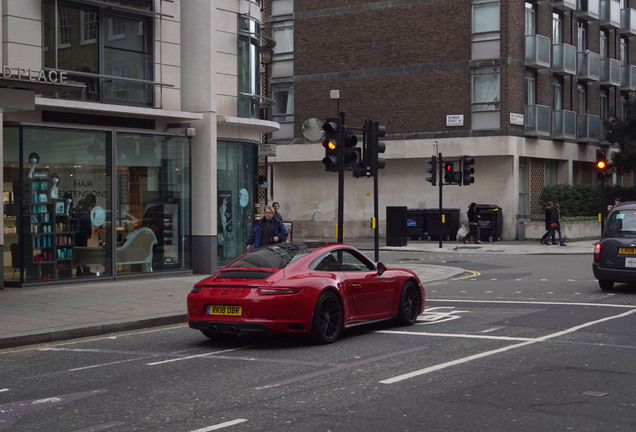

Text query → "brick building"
[265,0,636,240]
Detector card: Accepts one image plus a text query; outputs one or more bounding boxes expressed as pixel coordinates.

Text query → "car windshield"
[227,243,309,269]
[607,210,636,235]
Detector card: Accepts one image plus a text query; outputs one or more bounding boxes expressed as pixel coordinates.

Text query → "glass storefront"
[217,140,255,266]
[3,125,190,285]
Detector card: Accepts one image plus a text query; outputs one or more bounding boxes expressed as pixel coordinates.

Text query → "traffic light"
[368,121,386,172]
[343,127,360,170]
[322,118,341,172]
[596,149,607,171]
[461,155,475,186]
[596,149,612,180]
[426,156,437,186]
[444,162,454,183]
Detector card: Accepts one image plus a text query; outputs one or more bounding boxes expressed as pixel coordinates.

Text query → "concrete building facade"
[265,0,636,241]
[1,0,277,287]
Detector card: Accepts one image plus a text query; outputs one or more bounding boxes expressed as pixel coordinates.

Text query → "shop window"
[2,126,191,286]
[217,141,255,266]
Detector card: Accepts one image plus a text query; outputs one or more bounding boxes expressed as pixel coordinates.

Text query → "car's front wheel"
[396,281,421,325]
[598,280,614,291]
[311,291,343,344]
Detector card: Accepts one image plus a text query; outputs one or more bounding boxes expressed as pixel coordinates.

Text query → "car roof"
[612,201,636,210]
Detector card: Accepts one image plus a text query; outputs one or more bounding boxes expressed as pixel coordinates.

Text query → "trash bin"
[406,209,426,240]
[423,208,460,241]
[386,206,408,246]
[477,204,502,242]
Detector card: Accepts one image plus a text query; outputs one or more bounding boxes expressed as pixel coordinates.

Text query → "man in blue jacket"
[246,205,288,250]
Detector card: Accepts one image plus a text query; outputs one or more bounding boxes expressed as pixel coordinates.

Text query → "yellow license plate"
[207,305,242,316]
[618,247,636,255]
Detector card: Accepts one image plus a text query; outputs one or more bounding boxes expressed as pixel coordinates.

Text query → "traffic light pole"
[438,152,443,249]
[337,111,345,243]
[373,169,379,262]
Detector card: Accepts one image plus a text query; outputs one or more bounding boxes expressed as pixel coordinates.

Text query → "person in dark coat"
[549,203,566,246]
[465,202,483,244]
[540,201,554,245]
[246,205,288,250]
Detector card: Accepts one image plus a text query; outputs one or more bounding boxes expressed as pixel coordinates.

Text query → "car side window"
[314,254,341,271]
[312,249,376,272]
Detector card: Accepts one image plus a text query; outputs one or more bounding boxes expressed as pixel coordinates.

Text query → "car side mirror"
[377,262,387,276]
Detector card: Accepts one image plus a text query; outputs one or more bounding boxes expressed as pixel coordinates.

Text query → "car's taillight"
[593,243,601,261]
[257,287,300,295]
[191,284,204,294]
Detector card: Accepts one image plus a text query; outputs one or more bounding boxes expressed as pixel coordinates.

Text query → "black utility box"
[386,206,408,246]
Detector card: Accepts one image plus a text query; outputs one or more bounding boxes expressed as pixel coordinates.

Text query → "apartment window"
[238,16,261,119]
[472,67,500,111]
[43,0,154,106]
[578,21,588,51]
[525,2,535,35]
[525,71,536,105]
[472,0,500,41]
[621,95,628,120]
[58,7,71,47]
[620,37,628,65]
[578,84,587,113]
[272,84,294,122]
[600,90,609,119]
[552,13,563,45]
[553,79,563,111]
[80,10,98,45]
[600,30,609,59]
[272,20,293,61]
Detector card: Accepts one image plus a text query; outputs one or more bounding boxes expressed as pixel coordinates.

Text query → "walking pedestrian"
[540,201,553,245]
[465,202,483,244]
[246,205,288,250]
[549,203,566,246]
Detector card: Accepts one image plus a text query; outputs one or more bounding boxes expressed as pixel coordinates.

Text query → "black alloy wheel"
[311,291,343,344]
[396,281,421,326]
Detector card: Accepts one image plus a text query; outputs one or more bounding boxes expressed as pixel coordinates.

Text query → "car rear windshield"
[227,243,309,269]
[607,210,636,235]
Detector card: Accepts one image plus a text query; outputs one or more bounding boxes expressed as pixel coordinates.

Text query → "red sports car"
[187,243,425,344]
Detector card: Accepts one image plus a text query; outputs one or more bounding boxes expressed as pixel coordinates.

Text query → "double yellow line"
[452,270,481,280]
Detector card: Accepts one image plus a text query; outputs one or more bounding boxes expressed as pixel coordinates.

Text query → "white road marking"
[376,330,531,342]
[190,418,248,432]
[379,308,636,385]
[147,346,256,366]
[0,388,9,393]
[428,299,636,308]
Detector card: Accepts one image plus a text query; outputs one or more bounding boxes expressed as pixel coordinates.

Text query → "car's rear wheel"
[598,280,614,291]
[311,291,343,344]
[396,281,421,325]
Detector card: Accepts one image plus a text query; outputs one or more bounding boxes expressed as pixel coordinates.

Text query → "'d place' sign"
[2,66,68,84]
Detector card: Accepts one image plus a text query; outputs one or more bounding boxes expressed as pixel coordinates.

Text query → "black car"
[593,201,636,290]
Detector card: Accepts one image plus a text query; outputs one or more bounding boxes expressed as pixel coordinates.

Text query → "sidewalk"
[0,239,594,350]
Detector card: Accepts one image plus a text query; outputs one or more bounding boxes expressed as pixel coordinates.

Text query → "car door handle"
[352,284,362,289]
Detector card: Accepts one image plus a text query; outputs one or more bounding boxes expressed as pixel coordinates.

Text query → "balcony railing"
[621,8,636,36]
[525,105,551,137]
[552,110,577,140]
[600,57,621,87]
[525,34,551,69]
[600,0,621,29]
[578,51,600,81]
[577,114,600,143]
[553,0,576,12]
[552,43,577,75]
[578,0,601,21]
[621,64,636,91]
